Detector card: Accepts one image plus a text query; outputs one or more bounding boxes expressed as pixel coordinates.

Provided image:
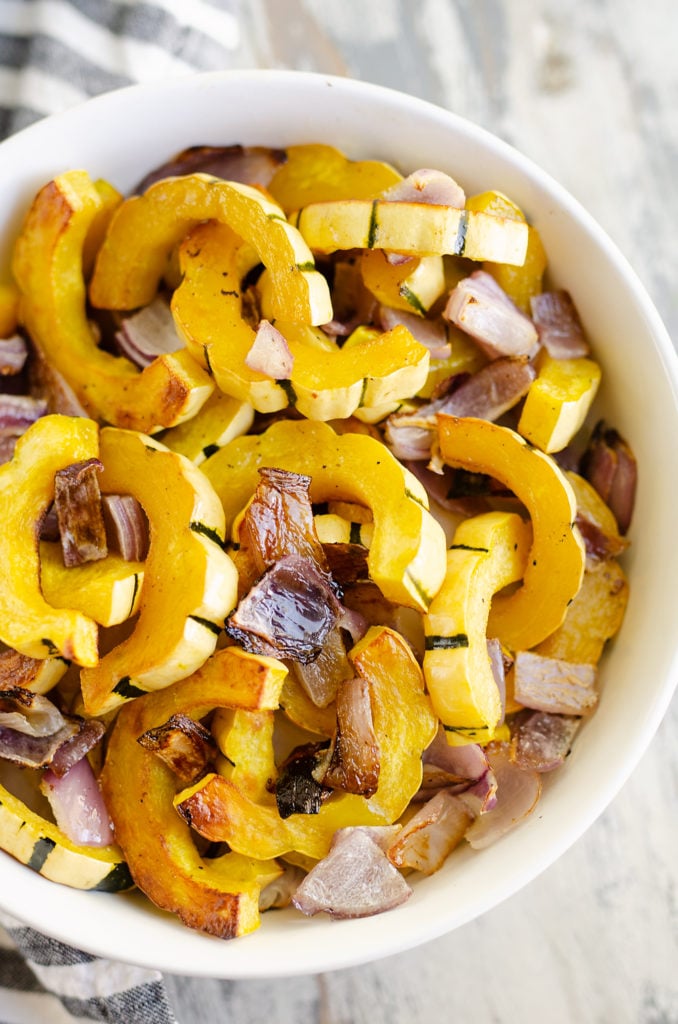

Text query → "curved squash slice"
[101,647,287,938]
[90,173,332,325]
[438,415,586,650]
[424,512,531,740]
[173,221,429,419]
[517,353,601,454]
[0,415,99,665]
[292,199,528,265]
[203,419,447,610]
[40,542,144,627]
[0,281,20,337]
[360,249,446,315]
[11,171,213,433]
[161,389,254,465]
[80,429,238,716]
[267,143,402,212]
[174,627,437,861]
[0,780,132,892]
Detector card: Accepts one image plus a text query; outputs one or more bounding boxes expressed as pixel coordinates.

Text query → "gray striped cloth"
[0,1,241,1020]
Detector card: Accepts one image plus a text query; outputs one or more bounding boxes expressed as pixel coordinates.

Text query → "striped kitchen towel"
[0,2,242,1020]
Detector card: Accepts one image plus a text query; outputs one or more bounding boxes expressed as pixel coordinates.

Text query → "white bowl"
[0,70,677,978]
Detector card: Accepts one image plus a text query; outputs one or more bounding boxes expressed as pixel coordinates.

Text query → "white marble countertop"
[162,2,678,1021]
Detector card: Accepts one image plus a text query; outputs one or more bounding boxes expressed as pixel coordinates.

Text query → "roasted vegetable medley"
[0,143,636,936]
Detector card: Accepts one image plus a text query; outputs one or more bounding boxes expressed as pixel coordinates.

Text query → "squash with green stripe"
[0,781,132,891]
[89,172,332,325]
[161,390,254,465]
[292,199,528,265]
[172,222,429,419]
[0,415,99,666]
[40,542,144,628]
[360,249,446,315]
[81,428,238,716]
[423,511,531,742]
[203,419,446,611]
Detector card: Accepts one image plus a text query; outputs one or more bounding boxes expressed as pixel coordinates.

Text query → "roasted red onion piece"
[259,864,306,911]
[28,339,90,417]
[513,651,598,716]
[101,493,149,562]
[292,627,354,708]
[49,718,106,778]
[511,711,582,773]
[378,306,451,360]
[329,258,378,336]
[575,512,628,561]
[0,685,66,736]
[226,553,343,663]
[418,727,496,810]
[245,320,294,379]
[275,742,333,819]
[530,290,590,358]
[404,460,491,517]
[41,757,115,847]
[444,271,538,359]
[240,467,329,574]
[487,637,507,726]
[0,334,28,375]
[322,542,370,587]
[292,826,411,919]
[0,393,47,430]
[388,790,472,874]
[382,168,466,208]
[0,719,80,768]
[115,297,183,369]
[54,458,108,567]
[135,144,287,192]
[324,676,380,797]
[581,421,637,535]
[138,713,217,783]
[464,743,542,849]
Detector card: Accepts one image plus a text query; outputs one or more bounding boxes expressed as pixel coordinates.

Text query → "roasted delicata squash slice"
[172,222,429,419]
[0,780,132,892]
[161,389,254,465]
[174,627,437,861]
[40,542,144,628]
[0,281,20,337]
[101,647,287,938]
[203,418,447,610]
[292,198,528,265]
[424,512,531,741]
[518,353,602,454]
[267,142,403,212]
[360,249,446,315]
[0,648,69,695]
[11,171,213,433]
[0,415,99,665]
[80,429,238,716]
[90,172,333,325]
[438,416,586,650]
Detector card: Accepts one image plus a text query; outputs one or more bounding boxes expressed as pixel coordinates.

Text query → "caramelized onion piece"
[465,744,541,849]
[324,676,380,797]
[115,297,183,368]
[259,864,306,911]
[275,741,333,819]
[136,144,287,192]
[240,467,329,575]
[49,718,106,778]
[0,685,66,736]
[388,790,472,874]
[42,757,115,847]
[54,458,108,567]
[292,826,411,919]
[511,711,582,773]
[581,421,637,535]
[513,651,598,716]
[444,271,538,359]
[0,393,46,429]
[245,320,294,380]
[138,713,217,783]
[382,168,465,208]
[102,493,149,561]
[0,334,28,375]
[530,290,590,359]
[0,719,80,768]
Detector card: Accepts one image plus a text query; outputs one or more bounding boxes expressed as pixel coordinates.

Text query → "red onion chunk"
[49,719,106,778]
[54,458,108,567]
[438,356,536,420]
[101,494,149,561]
[378,306,451,359]
[291,626,353,708]
[487,637,507,726]
[0,720,80,768]
[115,297,183,369]
[320,319,351,338]
[138,713,217,783]
[245,320,294,380]
[511,711,582,773]
[28,342,89,417]
[575,512,628,561]
[465,743,541,849]
[0,686,66,737]
[423,726,489,782]
[388,791,472,874]
[292,826,411,919]
[444,271,538,359]
[136,144,286,192]
[41,757,115,847]
[384,415,435,462]
[581,422,637,536]
[0,393,47,430]
[382,169,466,209]
[324,676,380,797]
[530,290,590,359]
[259,864,306,911]
[0,335,28,375]
[513,651,598,716]
[275,742,333,818]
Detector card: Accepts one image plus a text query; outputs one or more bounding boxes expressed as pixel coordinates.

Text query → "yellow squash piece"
[0,282,19,337]
[518,353,602,453]
[161,390,254,465]
[212,707,277,804]
[173,222,429,419]
[90,172,332,325]
[292,199,528,265]
[101,647,287,938]
[438,415,586,650]
[360,249,446,315]
[80,429,238,716]
[423,512,531,739]
[267,143,403,212]
[0,415,99,665]
[203,418,447,610]
[11,171,213,432]
[174,627,437,860]
[0,649,69,695]
[566,470,628,563]
[0,781,133,892]
[466,190,547,311]
[40,542,144,628]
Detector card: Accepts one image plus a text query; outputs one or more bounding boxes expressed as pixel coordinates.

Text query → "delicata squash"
[11,171,213,433]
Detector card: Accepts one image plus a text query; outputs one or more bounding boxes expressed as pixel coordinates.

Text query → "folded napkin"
[0,3,240,1020]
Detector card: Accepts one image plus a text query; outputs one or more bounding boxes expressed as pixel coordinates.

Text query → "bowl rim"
[1,67,677,978]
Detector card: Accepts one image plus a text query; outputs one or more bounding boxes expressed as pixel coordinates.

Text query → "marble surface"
[163,2,678,1022]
